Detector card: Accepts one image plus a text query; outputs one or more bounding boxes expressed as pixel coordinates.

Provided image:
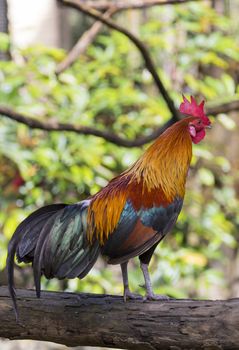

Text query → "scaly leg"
[121,261,142,302]
[140,262,169,301]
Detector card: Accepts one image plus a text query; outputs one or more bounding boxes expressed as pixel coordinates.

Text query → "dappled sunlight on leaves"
[0,1,239,300]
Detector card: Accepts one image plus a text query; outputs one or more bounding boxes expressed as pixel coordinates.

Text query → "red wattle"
[192,128,206,144]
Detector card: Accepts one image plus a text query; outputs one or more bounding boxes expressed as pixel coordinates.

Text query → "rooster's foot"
[144,293,170,301]
[123,289,142,302]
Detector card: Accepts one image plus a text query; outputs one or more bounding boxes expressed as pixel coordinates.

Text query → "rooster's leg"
[139,241,169,300]
[121,262,142,302]
[140,262,169,301]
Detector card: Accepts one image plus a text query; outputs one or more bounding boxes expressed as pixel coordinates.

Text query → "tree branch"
[0,106,175,147]
[0,101,238,147]
[207,100,239,116]
[59,0,180,120]
[56,7,117,75]
[0,286,239,349]
[56,0,199,75]
[64,0,200,11]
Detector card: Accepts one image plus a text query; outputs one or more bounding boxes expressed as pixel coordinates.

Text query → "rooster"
[7,95,211,318]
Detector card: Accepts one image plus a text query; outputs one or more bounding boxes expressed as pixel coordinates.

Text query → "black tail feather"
[7,239,19,322]
[7,204,67,320]
[17,212,57,262]
[33,212,61,298]
[7,201,100,320]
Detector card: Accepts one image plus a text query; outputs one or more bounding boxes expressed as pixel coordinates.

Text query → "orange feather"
[87,117,194,244]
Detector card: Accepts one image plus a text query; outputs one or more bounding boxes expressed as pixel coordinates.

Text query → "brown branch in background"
[207,100,239,116]
[58,0,180,120]
[0,106,174,147]
[56,0,199,74]
[0,101,238,148]
[64,0,199,11]
[56,7,117,75]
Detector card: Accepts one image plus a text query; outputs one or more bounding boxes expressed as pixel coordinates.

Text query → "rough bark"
[0,286,239,349]
[0,0,8,33]
[0,0,9,60]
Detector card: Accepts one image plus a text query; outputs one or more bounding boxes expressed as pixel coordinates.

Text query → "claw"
[123,288,142,302]
[143,293,170,301]
[140,262,171,302]
[121,262,142,302]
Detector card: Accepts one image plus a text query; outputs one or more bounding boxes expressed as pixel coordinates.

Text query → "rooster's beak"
[205,124,212,129]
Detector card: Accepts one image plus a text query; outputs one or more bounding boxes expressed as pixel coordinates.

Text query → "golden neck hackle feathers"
[88,118,193,244]
[128,119,193,200]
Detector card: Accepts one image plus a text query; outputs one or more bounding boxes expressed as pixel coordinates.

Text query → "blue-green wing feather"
[102,197,183,264]
[139,198,183,232]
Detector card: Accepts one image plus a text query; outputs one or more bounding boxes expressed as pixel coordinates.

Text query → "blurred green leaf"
[0,32,10,52]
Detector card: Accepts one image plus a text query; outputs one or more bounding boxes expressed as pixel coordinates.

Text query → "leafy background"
[0,1,239,321]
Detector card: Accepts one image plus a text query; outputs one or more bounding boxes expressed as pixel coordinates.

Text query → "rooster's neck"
[129,120,193,201]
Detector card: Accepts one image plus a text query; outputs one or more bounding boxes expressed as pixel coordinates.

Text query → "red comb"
[179,95,210,126]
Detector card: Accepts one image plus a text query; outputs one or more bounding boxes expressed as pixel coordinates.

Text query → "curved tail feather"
[7,204,66,320]
[7,201,100,320]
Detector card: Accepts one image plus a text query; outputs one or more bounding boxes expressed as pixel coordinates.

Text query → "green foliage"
[0,2,239,298]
